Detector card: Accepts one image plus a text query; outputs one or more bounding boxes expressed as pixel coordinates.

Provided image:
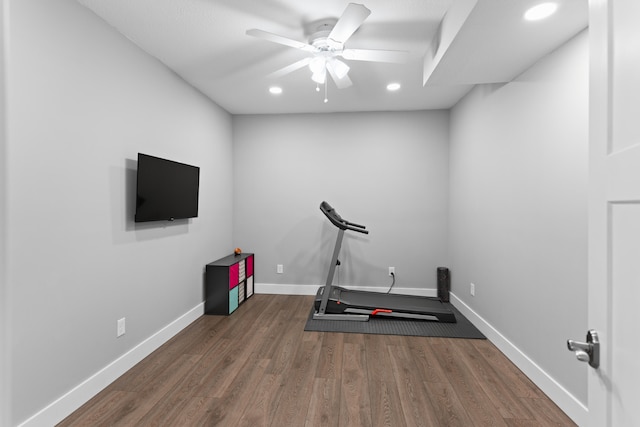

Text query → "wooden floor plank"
[473,339,543,399]
[178,313,234,356]
[431,338,509,427]
[452,338,536,421]
[518,396,577,427]
[364,334,407,427]
[315,332,344,380]
[57,390,137,427]
[339,341,372,427]
[407,337,448,384]
[306,377,341,427]
[236,372,284,427]
[387,340,441,427]
[423,380,476,427]
[270,338,323,427]
[58,295,577,427]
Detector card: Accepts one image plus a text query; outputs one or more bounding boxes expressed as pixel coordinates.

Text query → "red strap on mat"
[371,308,392,316]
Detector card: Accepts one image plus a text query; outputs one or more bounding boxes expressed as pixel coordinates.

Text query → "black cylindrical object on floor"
[437,267,450,302]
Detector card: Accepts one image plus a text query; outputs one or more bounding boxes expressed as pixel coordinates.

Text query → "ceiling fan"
[246,3,409,91]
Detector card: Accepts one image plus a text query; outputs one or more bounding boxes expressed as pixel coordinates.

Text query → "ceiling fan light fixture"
[269,86,283,95]
[309,57,326,75]
[330,58,350,79]
[311,68,327,84]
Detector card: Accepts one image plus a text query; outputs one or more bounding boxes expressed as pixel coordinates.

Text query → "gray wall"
[449,31,588,405]
[6,0,233,424]
[1,1,9,424]
[232,111,450,294]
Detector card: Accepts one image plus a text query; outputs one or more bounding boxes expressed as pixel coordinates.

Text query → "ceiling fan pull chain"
[324,82,329,103]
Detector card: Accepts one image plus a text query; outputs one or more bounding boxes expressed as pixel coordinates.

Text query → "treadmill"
[313,201,456,323]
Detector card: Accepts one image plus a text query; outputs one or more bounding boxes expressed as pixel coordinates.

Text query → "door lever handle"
[567,339,591,353]
[566,330,599,369]
[572,349,590,363]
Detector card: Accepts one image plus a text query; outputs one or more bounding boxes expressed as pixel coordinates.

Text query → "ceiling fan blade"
[326,61,353,89]
[328,3,371,46]
[341,48,409,63]
[246,29,315,52]
[268,57,313,79]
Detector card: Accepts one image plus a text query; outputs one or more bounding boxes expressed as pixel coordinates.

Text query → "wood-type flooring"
[58,295,576,426]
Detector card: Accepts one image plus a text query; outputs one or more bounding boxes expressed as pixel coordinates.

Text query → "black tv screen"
[135,153,200,222]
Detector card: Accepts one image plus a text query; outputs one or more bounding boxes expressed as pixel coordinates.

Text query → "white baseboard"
[256,283,318,295]
[255,282,438,297]
[449,292,588,426]
[19,303,204,427]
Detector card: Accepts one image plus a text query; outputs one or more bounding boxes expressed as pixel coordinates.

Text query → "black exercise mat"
[304,302,485,339]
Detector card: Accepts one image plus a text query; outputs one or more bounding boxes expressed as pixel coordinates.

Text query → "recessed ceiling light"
[387,83,401,92]
[269,86,283,95]
[524,2,558,21]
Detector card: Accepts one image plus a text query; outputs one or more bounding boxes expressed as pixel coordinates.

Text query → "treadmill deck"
[314,286,457,323]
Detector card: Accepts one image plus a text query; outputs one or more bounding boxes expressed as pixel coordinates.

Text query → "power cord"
[386,272,396,294]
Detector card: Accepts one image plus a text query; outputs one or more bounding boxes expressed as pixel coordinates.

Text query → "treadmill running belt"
[314,286,457,323]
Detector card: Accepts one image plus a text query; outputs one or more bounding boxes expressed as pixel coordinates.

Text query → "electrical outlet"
[388,266,395,276]
[470,283,476,296]
[117,317,126,337]
[277,264,283,274]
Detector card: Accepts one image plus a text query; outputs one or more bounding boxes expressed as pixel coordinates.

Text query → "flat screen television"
[135,153,200,222]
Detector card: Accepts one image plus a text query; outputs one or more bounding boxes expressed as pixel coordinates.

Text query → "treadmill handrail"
[320,201,369,234]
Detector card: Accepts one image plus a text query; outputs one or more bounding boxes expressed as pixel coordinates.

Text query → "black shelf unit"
[205,253,254,315]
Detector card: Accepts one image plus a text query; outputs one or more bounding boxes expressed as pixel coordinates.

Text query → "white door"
[585,0,640,425]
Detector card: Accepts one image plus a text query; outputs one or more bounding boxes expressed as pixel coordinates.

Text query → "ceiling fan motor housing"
[306,19,340,51]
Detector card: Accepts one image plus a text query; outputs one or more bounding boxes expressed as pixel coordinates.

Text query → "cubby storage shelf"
[205,253,254,315]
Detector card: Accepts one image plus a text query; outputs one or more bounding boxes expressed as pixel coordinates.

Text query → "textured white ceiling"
[76,0,588,114]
